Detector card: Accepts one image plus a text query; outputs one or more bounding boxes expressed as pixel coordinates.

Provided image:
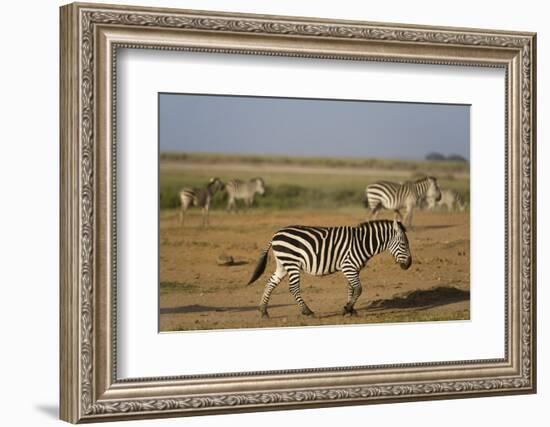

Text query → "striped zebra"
[247,219,412,318]
[364,176,442,227]
[225,177,266,211]
[425,189,466,212]
[179,177,224,227]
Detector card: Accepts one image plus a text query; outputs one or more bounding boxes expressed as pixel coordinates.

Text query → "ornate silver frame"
[60,2,536,423]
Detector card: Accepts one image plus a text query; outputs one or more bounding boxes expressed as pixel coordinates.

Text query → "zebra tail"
[363,194,369,208]
[247,242,272,286]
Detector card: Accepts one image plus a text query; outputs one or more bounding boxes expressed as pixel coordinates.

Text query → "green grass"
[161,151,469,173]
[161,172,377,210]
[160,281,200,293]
[159,153,470,211]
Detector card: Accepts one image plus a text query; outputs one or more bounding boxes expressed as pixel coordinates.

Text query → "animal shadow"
[409,224,455,231]
[160,303,291,315]
[365,286,470,311]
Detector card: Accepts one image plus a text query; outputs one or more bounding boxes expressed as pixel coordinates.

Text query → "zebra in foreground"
[225,178,266,211]
[247,219,412,318]
[179,177,224,227]
[425,189,466,212]
[364,176,442,227]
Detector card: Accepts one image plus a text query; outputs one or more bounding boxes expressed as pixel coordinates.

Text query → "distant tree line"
[425,152,468,162]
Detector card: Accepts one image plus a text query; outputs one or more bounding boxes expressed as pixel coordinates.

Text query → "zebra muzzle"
[399,257,412,270]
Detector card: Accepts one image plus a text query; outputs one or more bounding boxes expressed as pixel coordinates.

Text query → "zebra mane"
[357,219,406,232]
[413,176,430,184]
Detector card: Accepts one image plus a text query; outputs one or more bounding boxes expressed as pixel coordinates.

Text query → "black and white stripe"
[179,177,224,227]
[225,177,266,211]
[247,219,412,317]
[364,176,441,226]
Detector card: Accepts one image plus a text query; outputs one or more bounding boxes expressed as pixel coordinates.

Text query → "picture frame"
[59,2,536,423]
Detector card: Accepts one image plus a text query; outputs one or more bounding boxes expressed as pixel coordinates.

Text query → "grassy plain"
[160,152,469,211]
[159,153,470,332]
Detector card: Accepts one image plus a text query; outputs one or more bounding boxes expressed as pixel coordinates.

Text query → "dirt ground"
[159,208,470,332]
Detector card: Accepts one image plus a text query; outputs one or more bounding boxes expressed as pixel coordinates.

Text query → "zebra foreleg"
[179,208,185,227]
[201,206,209,228]
[370,204,382,220]
[287,269,314,316]
[259,267,287,318]
[393,209,403,221]
[342,269,362,316]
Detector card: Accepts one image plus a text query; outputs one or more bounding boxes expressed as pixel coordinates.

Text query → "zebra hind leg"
[180,205,189,228]
[342,269,362,316]
[287,269,314,316]
[404,204,414,227]
[226,198,235,213]
[201,207,208,228]
[259,265,287,318]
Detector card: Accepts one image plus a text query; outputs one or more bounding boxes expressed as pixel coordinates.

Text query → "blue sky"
[159,93,470,160]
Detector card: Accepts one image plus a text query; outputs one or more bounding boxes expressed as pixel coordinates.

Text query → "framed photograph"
[60,2,536,423]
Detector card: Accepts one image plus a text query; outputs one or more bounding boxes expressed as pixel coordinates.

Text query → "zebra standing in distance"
[425,189,467,212]
[179,177,224,228]
[364,176,442,227]
[247,219,412,318]
[225,177,266,211]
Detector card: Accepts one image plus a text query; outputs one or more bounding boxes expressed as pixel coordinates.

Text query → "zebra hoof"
[301,307,314,316]
[342,306,358,316]
[259,306,269,318]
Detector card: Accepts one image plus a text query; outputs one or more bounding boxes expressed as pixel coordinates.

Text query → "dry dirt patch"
[159,208,470,332]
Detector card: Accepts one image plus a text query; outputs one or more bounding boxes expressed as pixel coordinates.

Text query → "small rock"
[216,254,234,266]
